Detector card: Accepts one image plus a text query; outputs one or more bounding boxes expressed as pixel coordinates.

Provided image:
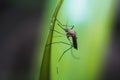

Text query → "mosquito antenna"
[71,25,74,29]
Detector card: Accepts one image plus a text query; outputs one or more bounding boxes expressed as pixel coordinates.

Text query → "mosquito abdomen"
[72,36,78,49]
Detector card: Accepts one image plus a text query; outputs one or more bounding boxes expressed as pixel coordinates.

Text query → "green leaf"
[39,0,63,80]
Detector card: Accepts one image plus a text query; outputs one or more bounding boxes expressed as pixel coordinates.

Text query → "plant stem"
[39,0,63,80]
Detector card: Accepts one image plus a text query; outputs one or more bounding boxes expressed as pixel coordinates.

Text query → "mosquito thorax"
[67,30,76,37]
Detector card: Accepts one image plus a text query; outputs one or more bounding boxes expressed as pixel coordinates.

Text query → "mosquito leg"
[56,18,63,26]
[56,46,73,74]
[55,19,65,30]
[47,41,72,46]
[50,29,66,36]
[53,36,63,38]
[71,48,80,59]
[67,37,74,58]
[71,47,73,55]
[58,23,74,31]
[58,46,72,62]
[57,23,65,31]
[67,37,72,45]
[71,52,80,60]
[56,18,75,31]
[56,18,69,31]
[56,19,70,27]
[67,37,80,59]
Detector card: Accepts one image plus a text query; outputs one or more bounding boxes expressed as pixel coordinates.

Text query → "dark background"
[0,0,119,80]
[102,0,120,80]
[0,0,46,80]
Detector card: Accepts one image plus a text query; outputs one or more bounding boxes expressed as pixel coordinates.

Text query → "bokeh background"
[0,0,120,80]
[0,0,46,80]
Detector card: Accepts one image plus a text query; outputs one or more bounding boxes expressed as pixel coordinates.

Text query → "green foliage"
[39,0,63,80]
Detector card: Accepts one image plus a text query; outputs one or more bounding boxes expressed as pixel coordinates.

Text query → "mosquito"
[49,18,78,74]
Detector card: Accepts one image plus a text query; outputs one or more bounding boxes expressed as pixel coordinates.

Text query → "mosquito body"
[49,18,78,74]
[65,29,78,49]
[56,19,78,50]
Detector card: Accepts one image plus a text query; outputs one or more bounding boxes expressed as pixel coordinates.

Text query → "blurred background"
[102,0,120,80]
[0,0,46,80]
[0,0,119,80]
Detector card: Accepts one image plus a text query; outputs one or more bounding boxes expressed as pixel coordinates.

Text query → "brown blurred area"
[0,0,46,80]
[102,0,120,80]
